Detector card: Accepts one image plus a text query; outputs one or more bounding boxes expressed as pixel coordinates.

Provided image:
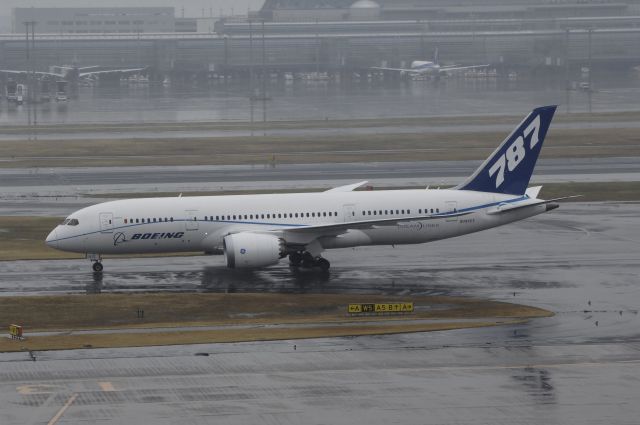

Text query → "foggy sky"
[0,0,265,18]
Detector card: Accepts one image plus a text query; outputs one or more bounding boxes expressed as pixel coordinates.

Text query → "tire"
[92,262,103,272]
[316,258,330,271]
[289,252,302,267]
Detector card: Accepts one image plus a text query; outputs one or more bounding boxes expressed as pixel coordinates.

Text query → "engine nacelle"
[223,233,285,269]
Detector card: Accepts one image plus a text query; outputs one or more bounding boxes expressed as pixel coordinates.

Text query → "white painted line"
[47,393,77,425]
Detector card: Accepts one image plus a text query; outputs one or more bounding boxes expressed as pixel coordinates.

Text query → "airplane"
[46,105,576,273]
[372,48,489,77]
[0,65,147,82]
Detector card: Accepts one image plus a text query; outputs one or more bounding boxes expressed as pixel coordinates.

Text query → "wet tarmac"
[1,202,639,424]
[1,74,639,126]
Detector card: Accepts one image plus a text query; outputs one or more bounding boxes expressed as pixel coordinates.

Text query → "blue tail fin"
[456,105,557,195]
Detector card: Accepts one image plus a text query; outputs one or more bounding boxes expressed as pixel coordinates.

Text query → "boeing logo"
[131,232,184,240]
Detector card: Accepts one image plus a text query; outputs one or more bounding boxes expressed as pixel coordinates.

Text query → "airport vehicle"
[46,106,574,272]
[372,48,488,77]
[5,80,18,103]
[15,84,25,104]
[55,81,68,102]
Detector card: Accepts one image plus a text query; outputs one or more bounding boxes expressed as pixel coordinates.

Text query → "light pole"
[587,27,593,113]
[23,21,37,126]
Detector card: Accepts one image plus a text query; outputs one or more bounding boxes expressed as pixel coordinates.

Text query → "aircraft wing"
[324,181,369,193]
[371,66,420,74]
[272,210,471,239]
[0,69,64,78]
[78,67,147,77]
[439,64,489,73]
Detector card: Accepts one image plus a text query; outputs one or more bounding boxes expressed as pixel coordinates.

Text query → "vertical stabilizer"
[456,105,557,195]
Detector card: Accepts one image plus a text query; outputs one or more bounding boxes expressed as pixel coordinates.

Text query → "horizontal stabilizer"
[486,195,582,215]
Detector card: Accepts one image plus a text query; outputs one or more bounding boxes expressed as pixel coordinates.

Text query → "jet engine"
[223,233,286,269]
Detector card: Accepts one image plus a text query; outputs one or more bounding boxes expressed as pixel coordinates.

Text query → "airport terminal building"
[257,0,638,21]
[11,7,175,34]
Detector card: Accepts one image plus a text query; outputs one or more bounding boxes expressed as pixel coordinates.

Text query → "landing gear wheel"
[289,252,302,267]
[316,257,330,271]
[92,262,103,272]
[301,252,315,268]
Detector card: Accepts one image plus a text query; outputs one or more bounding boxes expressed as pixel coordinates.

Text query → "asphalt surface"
[1,202,639,424]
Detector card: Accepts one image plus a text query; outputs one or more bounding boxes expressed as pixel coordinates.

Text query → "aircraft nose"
[46,228,58,248]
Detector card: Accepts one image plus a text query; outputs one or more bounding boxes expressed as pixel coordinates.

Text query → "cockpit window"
[60,218,70,225]
[62,218,80,226]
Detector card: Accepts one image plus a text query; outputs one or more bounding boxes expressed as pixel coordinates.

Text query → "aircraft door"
[445,201,458,222]
[343,204,357,222]
[99,212,114,233]
[185,210,199,231]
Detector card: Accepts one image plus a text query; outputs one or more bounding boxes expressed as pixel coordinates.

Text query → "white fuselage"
[47,188,545,256]
[410,61,439,74]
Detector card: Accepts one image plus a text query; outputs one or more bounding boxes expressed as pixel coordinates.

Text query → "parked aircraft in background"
[0,65,147,82]
[372,48,489,77]
[46,106,575,272]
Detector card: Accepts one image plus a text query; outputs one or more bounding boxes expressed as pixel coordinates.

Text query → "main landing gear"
[288,251,330,271]
[88,253,103,272]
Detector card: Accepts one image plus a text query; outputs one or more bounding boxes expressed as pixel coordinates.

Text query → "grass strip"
[0,293,551,352]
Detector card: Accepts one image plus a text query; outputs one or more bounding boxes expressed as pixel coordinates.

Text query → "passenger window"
[233,215,236,220]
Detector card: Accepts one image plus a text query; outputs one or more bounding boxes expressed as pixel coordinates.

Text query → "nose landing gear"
[88,253,103,272]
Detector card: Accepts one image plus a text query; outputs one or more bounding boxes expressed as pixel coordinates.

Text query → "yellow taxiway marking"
[16,384,65,395]
[47,393,77,425]
[98,382,115,392]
